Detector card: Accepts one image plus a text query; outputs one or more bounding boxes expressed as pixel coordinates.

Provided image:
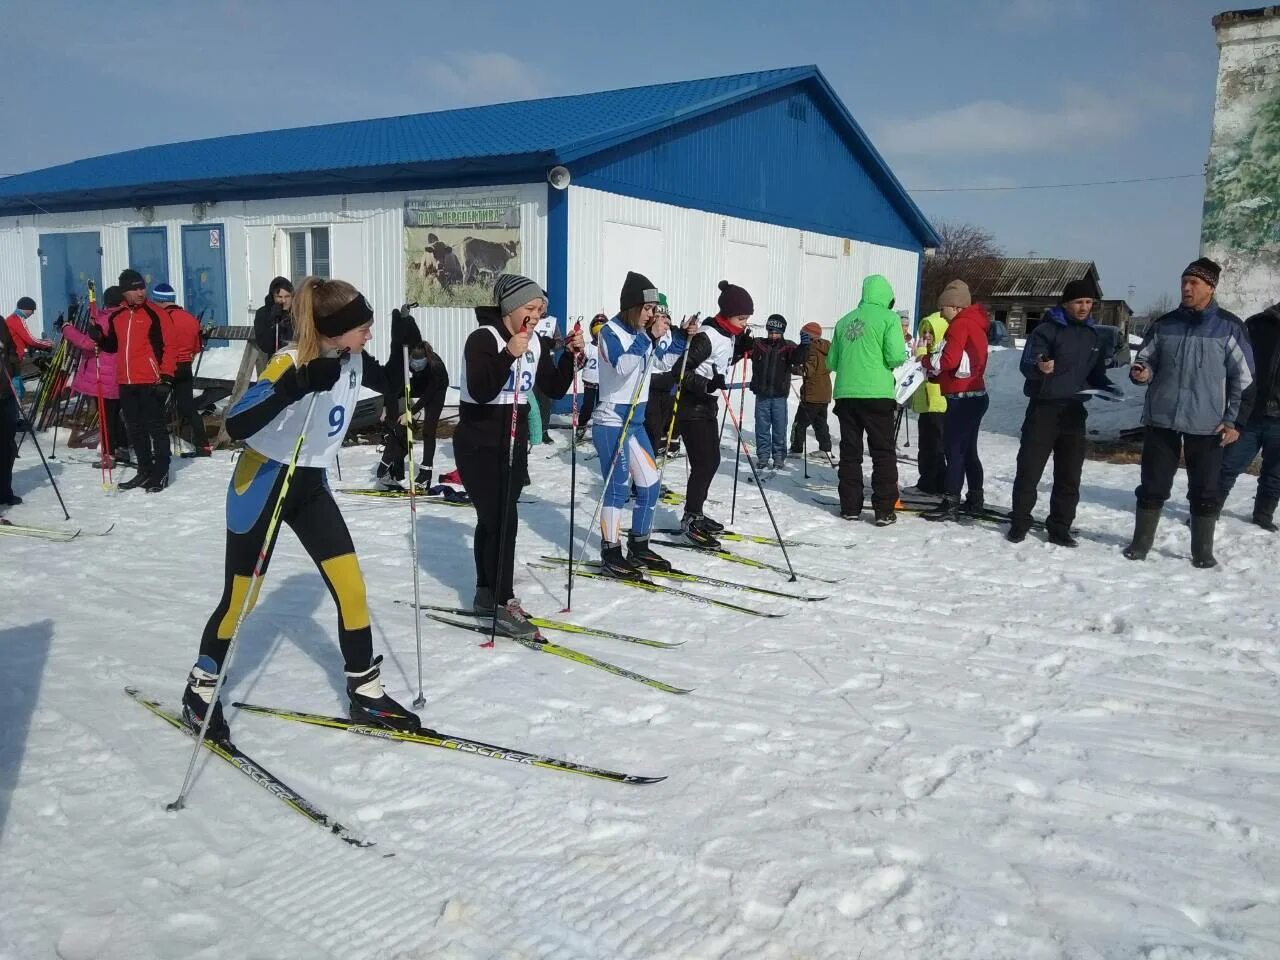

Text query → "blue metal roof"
[0,66,937,247]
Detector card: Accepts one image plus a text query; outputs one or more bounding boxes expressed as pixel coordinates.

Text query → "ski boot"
[923,496,959,522]
[145,471,170,494]
[873,511,897,527]
[346,656,424,733]
[374,462,406,493]
[181,655,230,743]
[414,467,432,491]
[626,534,672,572]
[601,542,646,580]
[960,490,985,517]
[680,513,721,550]
[694,512,725,534]
[119,471,150,491]
[493,599,541,640]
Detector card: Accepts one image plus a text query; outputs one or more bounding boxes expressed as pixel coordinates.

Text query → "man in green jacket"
[827,274,908,524]
[906,279,969,495]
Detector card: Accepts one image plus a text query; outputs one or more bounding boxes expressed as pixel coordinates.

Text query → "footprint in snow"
[836,865,912,920]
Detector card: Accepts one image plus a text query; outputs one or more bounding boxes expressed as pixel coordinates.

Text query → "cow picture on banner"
[404,195,522,307]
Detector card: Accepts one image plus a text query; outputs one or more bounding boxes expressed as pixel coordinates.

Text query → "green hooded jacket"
[827,275,908,400]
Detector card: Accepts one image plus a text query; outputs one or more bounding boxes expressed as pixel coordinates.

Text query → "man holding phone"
[1124,258,1253,568]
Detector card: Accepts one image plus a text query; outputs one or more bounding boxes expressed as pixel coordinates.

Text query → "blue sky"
[3,0,1231,311]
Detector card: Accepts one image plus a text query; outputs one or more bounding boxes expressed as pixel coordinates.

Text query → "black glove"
[86,324,104,344]
[155,375,174,400]
[277,355,343,401]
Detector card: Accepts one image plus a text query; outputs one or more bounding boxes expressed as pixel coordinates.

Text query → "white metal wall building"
[0,67,937,387]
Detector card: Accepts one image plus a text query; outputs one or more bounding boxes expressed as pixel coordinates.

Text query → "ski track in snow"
[2,384,1279,959]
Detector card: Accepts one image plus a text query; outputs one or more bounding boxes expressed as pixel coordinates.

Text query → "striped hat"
[152,282,177,303]
[494,274,546,317]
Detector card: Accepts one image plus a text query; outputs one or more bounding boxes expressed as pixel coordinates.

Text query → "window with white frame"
[286,227,331,284]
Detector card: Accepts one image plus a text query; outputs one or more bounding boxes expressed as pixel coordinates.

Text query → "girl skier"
[455,274,581,637]
[181,277,422,742]
[591,272,690,577]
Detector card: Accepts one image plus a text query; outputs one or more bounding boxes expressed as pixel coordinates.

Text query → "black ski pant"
[679,416,720,517]
[645,376,677,452]
[1010,400,1087,534]
[455,424,528,605]
[834,398,898,515]
[200,456,373,673]
[1136,426,1224,517]
[577,384,598,431]
[381,380,447,480]
[0,391,18,500]
[169,362,208,449]
[119,383,171,479]
[942,393,988,502]
[790,401,832,453]
[914,411,946,494]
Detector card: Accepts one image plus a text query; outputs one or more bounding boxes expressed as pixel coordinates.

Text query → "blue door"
[127,227,169,293]
[181,223,228,328]
[37,232,103,337]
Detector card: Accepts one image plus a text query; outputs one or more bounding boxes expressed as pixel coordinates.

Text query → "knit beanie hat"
[717,280,754,317]
[937,279,972,310]
[118,269,146,291]
[655,292,670,317]
[102,287,123,309]
[620,271,659,312]
[765,314,786,333]
[1182,257,1221,287]
[493,273,546,317]
[801,321,822,338]
[151,282,177,303]
[590,313,608,338]
[1060,277,1097,303]
[16,296,35,312]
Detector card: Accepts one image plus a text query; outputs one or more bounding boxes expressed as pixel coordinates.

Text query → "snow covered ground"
[1,386,1277,960]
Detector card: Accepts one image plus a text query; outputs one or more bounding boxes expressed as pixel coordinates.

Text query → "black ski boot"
[601,542,645,580]
[145,471,169,493]
[1252,495,1278,532]
[680,514,721,549]
[1046,527,1079,548]
[923,496,959,522]
[374,462,406,492]
[119,471,150,491]
[694,513,725,534]
[873,511,897,527]
[627,533,672,571]
[414,467,432,490]
[960,490,985,516]
[181,655,230,743]
[1190,514,1218,569]
[1006,521,1031,543]
[347,656,424,732]
[1123,506,1161,560]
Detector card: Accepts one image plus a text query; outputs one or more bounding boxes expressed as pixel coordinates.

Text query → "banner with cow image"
[404,195,522,307]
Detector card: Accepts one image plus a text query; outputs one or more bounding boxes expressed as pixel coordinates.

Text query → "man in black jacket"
[252,277,294,360]
[750,314,808,471]
[1008,279,1120,545]
[1218,301,1280,531]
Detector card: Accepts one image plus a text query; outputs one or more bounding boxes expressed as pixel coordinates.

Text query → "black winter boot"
[1190,514,1218,569]
[1006,522,1030,544]
[961,490,985,515]
[119,471,150,491]
[347,656,425,732]
[923,496,959,522]
[1123,506,1161,561]
[1252,495,1278,532]
[627,534,672,571]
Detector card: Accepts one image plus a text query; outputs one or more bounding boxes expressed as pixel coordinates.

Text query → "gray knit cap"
[494,273,546,317]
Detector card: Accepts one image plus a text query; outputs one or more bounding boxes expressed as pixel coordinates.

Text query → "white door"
[601,221,664,315]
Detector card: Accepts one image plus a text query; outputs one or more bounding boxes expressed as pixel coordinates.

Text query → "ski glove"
[155,375,174,400]
[276,355,343,401]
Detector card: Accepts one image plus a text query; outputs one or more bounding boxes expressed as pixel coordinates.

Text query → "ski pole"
[2,368,71,521]
[403,346,426,708]
[94,352,113,490]
[486,340,528,647]
[562,321,583,613]
[168,384,327,813]
[719,386,797,582]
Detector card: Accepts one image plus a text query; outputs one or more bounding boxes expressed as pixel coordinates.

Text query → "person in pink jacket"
[58,286,131,468]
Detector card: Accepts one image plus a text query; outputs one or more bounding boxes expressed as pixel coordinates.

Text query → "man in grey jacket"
[1124,258,1254,567]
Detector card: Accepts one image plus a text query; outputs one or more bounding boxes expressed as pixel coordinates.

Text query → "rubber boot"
[1123,506,1161,561]
[1252,495,1278,533]
[1190,514,1218,569]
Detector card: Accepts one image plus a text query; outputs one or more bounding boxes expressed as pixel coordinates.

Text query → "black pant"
[119,383,171,478]
[942,394,988,501]
[170,362,208,448]
[915,411,945,494]
[790,401,832,453]
[0,392,18,500]
[455,422,528,605]
[577,384,598,431]
[645,377,677,452]
[834,398,898,514]
[99,397,128,455]
[679,417,720,516]
[200,457,372,673]
[1136,426,1225,516]
[381,381,447,479]
[1011,401,1087,533]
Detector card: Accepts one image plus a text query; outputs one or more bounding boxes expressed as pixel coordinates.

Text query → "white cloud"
[411,53,545,109]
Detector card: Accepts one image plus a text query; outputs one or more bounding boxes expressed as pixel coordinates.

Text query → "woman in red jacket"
[923,303,991,521]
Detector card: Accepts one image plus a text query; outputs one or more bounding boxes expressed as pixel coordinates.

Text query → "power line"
[910,173,1202,193]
